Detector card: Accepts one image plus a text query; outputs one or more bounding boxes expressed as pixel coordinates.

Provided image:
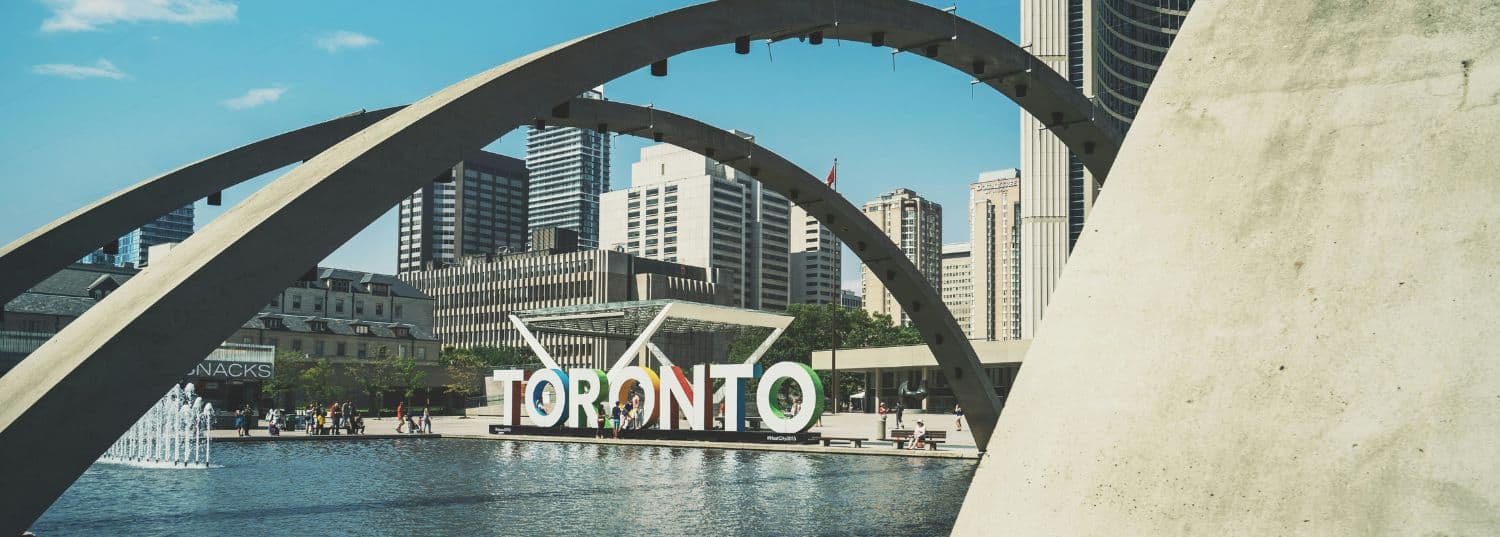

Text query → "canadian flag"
[825,159,837,190]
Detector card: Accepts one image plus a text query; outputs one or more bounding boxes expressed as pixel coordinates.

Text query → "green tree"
[388,351,427,407]
[262,351,311,409]
[727,303,920,409]
[347,345,396,415]
[299,358,343,404]
[441,346,541,406]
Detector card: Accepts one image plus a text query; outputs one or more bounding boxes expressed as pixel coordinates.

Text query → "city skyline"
[0,1,1022,290]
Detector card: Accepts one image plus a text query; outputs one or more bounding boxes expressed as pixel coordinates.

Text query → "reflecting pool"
[34,439,975,535]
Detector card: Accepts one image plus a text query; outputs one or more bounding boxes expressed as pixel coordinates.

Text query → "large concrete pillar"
[955,1,1500,534]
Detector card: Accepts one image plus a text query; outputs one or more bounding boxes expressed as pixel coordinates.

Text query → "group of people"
[300,401,366,436]
[595,394,645,439]
[231,405,255,437]
[394,402,433,434]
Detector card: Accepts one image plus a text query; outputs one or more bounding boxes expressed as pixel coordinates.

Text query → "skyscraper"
[1093,0,1196,135]
[941,243,974,337]
[789,204,841,305]
[397,150,529,273]
[525,87,610,249]
[79,204,194,268]
[1018,0,1195,338]
[969,169,1023,341]
[600,136,790,310]
[860,188,942,326]
[1020,0,1089,340]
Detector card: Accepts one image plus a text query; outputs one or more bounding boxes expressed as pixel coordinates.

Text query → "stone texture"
[953,1,1500,534]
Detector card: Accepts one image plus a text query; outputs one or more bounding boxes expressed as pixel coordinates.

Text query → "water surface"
[34,439,975,535]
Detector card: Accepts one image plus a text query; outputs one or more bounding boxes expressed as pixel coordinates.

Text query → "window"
[355,300,364,314]
[291,339,303,351]
[292,295,302,309]
[314,298,323,312]
[262,317,284,329]
[337,342,347,356]
[376,303,384,316]
[416,347,427,360]
[335,299,345,313]
[314,340,325,356]
[354,324,370,335]
[395,304,404,318]
[357,343,368,358]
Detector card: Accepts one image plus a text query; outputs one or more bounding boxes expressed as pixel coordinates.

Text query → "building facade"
[789,204,841,305]
[839,289,864,310]
[970,170,1024,340]
[400,242,730,369]
[941,243,974,337]
[1093,0,1196,135]
[398,150,529,273]
[601,138,790,310]
[860,188,942,326]
[3,264,444,411]
[80,204,195,268]
[526,87,611,249]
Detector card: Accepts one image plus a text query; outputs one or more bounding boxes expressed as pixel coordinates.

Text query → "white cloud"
[41,0,237,33]
[222,86,286,110]
[31,58,126,79]
[315,30,378,53]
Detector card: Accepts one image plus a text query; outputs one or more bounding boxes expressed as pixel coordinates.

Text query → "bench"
[819,436,869,448]
[888,429,947,450]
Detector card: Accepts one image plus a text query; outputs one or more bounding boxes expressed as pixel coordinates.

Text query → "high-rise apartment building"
[80,204,194,268]
[941,243,974,337]
[789,204,841,305]
[398,150,529,273]
[525,87,610,249]
[860,188,942,326]
[970,170,1023,340]
[600,137,790,310]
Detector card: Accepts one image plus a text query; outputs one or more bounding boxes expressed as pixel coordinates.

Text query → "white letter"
[756,362,825,433]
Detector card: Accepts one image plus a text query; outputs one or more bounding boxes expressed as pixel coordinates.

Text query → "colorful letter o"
[755,362,824,433]
[527,368,569,427]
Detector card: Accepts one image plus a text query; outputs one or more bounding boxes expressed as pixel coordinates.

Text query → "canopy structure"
[509,300,793,374]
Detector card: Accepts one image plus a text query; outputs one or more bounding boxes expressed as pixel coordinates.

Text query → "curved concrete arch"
[0,0,1123,311]
[0,107,404,308]
[0,1,1097,531]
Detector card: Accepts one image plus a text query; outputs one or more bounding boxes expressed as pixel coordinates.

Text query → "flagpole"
[829,158,838,415]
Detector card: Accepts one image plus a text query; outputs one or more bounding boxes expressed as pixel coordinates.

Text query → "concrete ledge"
[213,433,439,443]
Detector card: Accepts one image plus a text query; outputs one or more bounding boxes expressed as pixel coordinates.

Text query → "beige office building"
[941,243,974,337]
[1020,0,1095,339]
[600,138,791,310]
[789,204,841,305]
[970,170,1024,340]
[860,188,942,326]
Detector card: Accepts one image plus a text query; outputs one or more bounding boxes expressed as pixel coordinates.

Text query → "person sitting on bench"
[907,421,928,450]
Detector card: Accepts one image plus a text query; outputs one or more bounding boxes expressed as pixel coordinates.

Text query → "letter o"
[527,368,569,427]
[755,362,825,433]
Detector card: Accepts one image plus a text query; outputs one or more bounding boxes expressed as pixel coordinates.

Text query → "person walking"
[421,406,432,434]
[895,401,905,429]
[953,404,964,431]
[395,402,406,433]
[233,409,246,437]
[304,404,315,434]
[329,402,341,435]
[611,401,624,439]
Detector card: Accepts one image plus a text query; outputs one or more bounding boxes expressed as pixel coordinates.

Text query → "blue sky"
[0,0,1023,288]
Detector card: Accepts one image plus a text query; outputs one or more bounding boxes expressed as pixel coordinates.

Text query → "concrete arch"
[0,107,403,308]
[0,1,1100,531]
